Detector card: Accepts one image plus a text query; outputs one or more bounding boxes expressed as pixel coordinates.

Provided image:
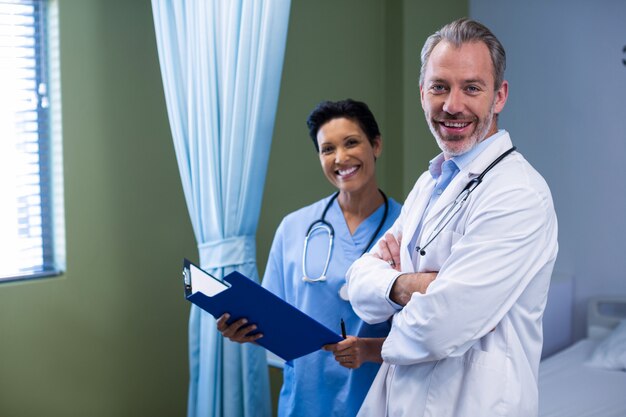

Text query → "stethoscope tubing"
[302,222,334,282]
[416,146,516,256]
[302,190,389,283]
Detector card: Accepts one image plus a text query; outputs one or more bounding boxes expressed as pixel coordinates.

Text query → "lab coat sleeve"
[346,253,402,324]
[346,182,423,324]
[382,167,558,365]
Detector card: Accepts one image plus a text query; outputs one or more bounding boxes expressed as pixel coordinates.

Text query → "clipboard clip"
[183,267,192,291]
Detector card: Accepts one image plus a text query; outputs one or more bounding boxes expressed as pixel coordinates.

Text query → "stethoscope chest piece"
[338,284,349,301]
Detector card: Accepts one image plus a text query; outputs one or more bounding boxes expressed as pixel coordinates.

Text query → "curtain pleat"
[151,1,291,415]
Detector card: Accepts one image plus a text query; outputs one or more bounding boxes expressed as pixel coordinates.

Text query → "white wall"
[471,0,626,339]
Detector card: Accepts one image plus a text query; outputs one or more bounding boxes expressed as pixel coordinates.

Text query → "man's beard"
[427,100,496,157]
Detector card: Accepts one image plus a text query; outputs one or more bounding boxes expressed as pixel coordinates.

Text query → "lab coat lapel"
[403,180,436,271]
[421,133,514,233]
[421,174,469,228]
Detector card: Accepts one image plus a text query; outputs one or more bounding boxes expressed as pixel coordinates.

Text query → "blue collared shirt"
[428,129,506,202]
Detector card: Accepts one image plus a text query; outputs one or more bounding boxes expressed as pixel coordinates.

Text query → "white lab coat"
[347,132,558,417]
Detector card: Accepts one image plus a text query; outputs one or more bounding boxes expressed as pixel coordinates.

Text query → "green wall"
[0,1,466,416]
[0,1,195,416]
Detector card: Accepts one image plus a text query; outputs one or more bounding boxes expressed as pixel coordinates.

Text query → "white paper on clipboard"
[189,263,230,297]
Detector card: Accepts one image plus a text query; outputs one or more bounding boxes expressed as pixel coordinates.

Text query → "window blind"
[0,0,62,281]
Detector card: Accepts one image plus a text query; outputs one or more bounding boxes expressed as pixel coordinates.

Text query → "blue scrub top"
[262,194,402,417]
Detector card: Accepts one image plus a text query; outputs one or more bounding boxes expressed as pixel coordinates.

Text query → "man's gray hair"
[419,18,506,90]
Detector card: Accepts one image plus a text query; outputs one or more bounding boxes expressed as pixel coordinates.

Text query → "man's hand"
[216,313,263,344]
[389,272,438,306]
[376,232,402,271]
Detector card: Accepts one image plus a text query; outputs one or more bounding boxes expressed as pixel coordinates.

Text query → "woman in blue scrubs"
[217,99,401,417]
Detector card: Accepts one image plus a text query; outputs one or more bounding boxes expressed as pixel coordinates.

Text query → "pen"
[340,318,347,339]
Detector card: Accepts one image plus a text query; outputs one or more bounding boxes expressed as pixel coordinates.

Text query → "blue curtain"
[151,1,291,416]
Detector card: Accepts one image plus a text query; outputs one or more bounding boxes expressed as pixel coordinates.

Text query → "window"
[0,0,64,282]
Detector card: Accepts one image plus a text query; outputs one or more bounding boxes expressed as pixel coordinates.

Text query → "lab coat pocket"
[423,347,507,417]
[418,230,462,271]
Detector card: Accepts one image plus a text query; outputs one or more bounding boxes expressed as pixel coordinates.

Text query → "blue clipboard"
[182,258,343,362]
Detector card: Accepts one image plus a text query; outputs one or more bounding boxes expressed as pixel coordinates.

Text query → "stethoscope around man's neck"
[302,189,389,283]
[416,146,516,256]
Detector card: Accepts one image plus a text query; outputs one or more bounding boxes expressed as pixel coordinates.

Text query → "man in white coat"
[346,18,558,417]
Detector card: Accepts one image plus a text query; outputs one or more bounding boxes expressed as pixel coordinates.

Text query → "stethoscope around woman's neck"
[302,189,389,283]
[416,146,516,256]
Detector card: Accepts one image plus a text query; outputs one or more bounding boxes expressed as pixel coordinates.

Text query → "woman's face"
[316,117,381,195]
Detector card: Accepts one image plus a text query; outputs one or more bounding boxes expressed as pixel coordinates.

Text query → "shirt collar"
[429,129,506,179]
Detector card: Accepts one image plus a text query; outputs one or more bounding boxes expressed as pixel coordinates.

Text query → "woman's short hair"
[306,99,381,152]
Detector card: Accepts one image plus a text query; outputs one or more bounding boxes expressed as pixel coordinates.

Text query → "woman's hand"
[323,337,385,369]
[216,313,263,344]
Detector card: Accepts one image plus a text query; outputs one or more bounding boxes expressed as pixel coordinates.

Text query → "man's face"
[420,40,508,159]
